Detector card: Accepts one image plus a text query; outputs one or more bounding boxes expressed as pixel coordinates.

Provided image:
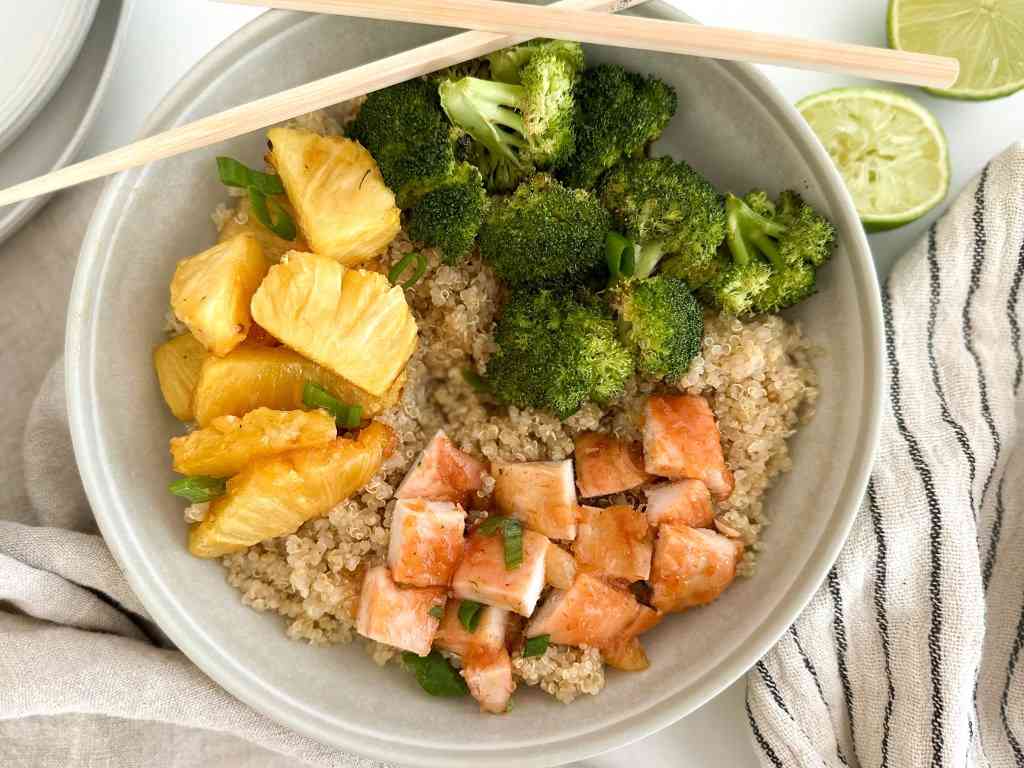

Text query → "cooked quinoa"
[205,104,819,704]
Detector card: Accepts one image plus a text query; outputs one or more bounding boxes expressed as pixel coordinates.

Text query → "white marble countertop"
[74,2,1024,765]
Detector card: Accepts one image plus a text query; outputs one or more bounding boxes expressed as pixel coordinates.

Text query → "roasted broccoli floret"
[600,156,725,282]
[439,41,584,191]
[349,80,458,207]
[488,39,585,84]
[559,64,677,190]
[613,276,703,380]
[478,174,611,286]
[486,289,634,418]
[406,162,488,263]
[702,189,835,315]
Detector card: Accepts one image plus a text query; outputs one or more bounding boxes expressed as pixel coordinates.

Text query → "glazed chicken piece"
[601,605,662,671]
[462,649,515,714]
[644,480,715,528]
[544,543,577,590]
[573,432,652,498]
[526,573,641,648]
[491,459,577,540]
[452,529,550,616]
[355,566,446,657]
[388,499,466,587]
[434,600,510,658]
[395,430,486,506]
[573,505,653,582]
[643,394,734,500]
[649,524,742,613]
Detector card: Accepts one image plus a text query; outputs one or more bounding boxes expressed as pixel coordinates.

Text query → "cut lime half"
[889,0,1024,100]
[798,88,950,231]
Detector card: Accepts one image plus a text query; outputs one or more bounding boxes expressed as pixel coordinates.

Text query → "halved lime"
[797,88,950,231]
[888,0,1024,100]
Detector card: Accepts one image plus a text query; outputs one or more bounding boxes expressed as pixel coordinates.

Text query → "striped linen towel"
[746,143,1024,767]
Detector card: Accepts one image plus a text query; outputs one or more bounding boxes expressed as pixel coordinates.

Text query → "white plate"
[0,1,99,155]
[0,0,130,246]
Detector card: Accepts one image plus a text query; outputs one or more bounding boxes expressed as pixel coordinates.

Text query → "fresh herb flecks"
[402,651,468,697]
[523,634,551,658]
[458,600,483,632]
[169,475,226,503]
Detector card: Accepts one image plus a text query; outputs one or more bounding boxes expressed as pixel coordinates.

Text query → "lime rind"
[888,0,1024,101]
[797,87,950,230]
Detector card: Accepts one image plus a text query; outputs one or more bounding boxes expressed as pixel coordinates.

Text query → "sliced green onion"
[402,651,468,697]
[169,476,226,504]
[523,634,550,658]
[462,368,489,393]
[249,189,297,240]
[458,600,483,632]
[302,382,362,429]
[388,251,428,288]
[429,605,444,620]
[620,242,636,277]
[502,518,523,569]
[216,156,285,195]
[477,515,509,536]
[477,516,523,570]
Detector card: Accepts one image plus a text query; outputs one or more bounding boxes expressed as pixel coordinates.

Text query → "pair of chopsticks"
[0,0,958,207]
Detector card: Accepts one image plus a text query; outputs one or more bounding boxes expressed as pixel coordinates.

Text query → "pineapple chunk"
[267,128,400,265]
[153,333,209,421]
[192,343,405,427]
[189,421,394,558]
[170,407,337,477]
[217,195,308,263]
[170,234,270,356]
[251,251,417,397]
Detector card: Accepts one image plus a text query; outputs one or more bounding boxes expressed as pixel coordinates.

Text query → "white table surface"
[75,1,1024,765]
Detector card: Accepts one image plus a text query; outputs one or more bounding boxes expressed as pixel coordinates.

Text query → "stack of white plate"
[0,0,131,244]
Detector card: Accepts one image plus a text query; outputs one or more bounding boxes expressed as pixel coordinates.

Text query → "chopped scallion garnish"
[523,634,550,658]
[302,382,362,429]
[169,476,226,504]
[249,189,297,240]
[402,651,468,697]
[477,515,523,570]
[429,605,444,620]
[502,518,523,569]
[606,231,636,282]
[458,600,483,632]
[387,251,428,288]
[215,157,296,240]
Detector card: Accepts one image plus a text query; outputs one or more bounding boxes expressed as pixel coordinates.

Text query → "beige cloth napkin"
[0,187,389,768]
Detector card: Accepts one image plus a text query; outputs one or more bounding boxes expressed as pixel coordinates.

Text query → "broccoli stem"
[633,240,668,280]
[726,193,788,267]
[440,77,529,165]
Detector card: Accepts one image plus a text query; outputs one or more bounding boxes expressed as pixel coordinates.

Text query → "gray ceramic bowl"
[67,5,882,766]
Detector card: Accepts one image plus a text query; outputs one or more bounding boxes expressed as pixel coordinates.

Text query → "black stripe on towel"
[883,280,947,768]
[927,223,978,517]
[828,567,859,765]
[1009,235,1024,394]
[984,475,1007,592]
[1002,593,1024,764]
[869,479,896,768]
[746,696,785,768]
[755,660,792,717]
[964,167,1004,550]
[790,625,850,767]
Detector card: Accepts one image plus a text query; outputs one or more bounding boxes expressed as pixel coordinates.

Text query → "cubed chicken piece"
[573,505,652,582]
[452,529,550,616]
[526,573,640,648]
[396,430,486,506]
[574,432,652,498]
[645,480,714,528]
[434,600,509,658]
[355,566,446,656]
[545,544,577,590]
[388,499,466,588]
[492,460,577,540]
[601,604,662,671]
[462,649,515,714]
[643,394,734,500]
[649,525,742,613]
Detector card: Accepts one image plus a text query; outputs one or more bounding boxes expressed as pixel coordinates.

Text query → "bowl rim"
[66,6,883,766]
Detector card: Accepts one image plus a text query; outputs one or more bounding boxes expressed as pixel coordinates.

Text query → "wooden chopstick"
[222,0,960,89]
[0,0,642,208]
